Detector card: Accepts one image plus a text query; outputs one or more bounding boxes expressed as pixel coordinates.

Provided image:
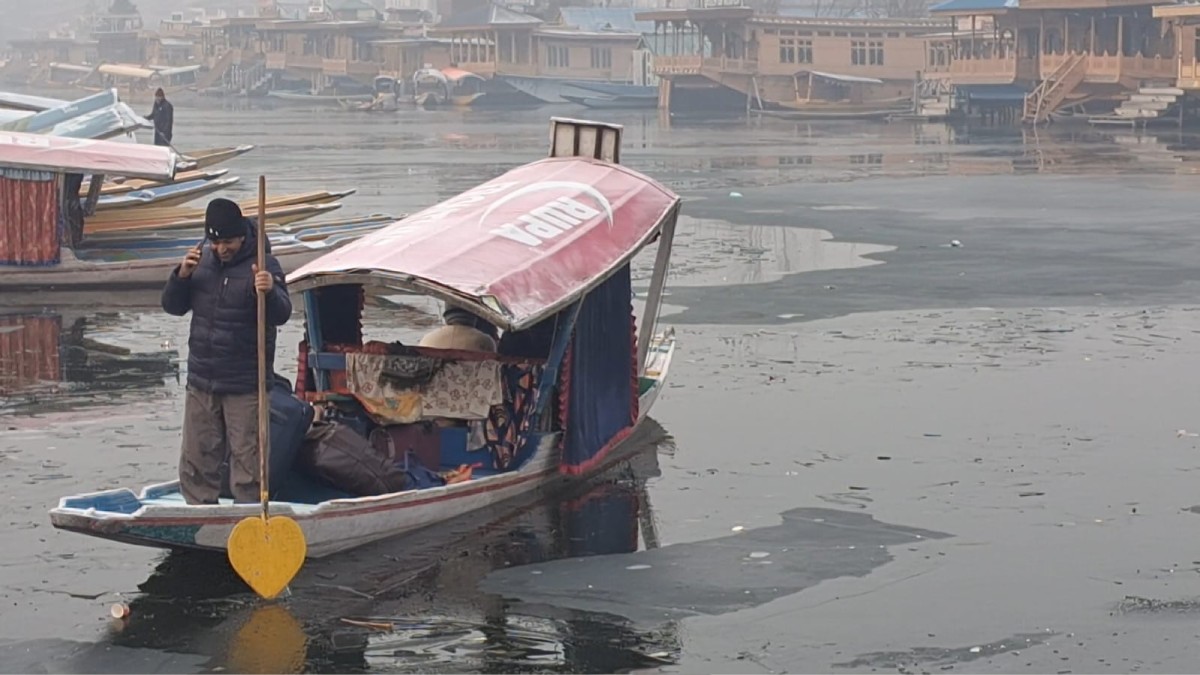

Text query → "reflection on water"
[103,433,674,673]
[0,310,179,416]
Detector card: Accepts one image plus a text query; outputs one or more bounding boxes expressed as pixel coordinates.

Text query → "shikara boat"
[83,191,352,233]
[0,91,67,112]
[179,145,255,170]
[49,117,682,559]
[0,132,383,290]
[92,176,241,211]
[562,93,658,110]
[269,90,374,105]
[79,168,232,198]
[0,88,150,140]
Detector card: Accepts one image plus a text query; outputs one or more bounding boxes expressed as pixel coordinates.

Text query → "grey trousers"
[179,386,260,504]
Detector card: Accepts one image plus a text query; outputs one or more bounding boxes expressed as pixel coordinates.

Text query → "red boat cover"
[0,131,177,180]
[289,157,680,330]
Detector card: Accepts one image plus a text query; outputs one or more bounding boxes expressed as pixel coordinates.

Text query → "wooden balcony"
[1177,59,1200,89]
[928,51,1175,86]
[265,52,324,71]
[653,54,702,75]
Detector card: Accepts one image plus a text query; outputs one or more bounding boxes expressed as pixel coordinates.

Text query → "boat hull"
[561,94,657,110]
[0,216,392,290]
[49,337,676,557]
[269,91,373,105]
[497,75,651,104]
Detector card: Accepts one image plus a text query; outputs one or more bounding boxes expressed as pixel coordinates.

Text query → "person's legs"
[179,387,226,504]
[223,392,261,503]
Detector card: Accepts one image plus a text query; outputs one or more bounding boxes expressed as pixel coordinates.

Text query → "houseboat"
[925,0,1177,123]
[430,5,660,105]
[637,5,950,116]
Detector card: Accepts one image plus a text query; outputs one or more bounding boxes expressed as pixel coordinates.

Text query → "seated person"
[419,305,498,352]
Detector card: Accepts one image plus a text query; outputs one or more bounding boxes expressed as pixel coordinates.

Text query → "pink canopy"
[289,156,680,330]
[0,131,178,180]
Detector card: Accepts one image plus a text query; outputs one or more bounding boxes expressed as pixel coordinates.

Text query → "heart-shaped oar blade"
[228,515,307,599]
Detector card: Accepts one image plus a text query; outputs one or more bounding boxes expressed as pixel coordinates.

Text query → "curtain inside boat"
[0,168,61,265]
[559,264,639,475]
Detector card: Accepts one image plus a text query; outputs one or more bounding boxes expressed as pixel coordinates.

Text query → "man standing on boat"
[145,88,174,147]
[162,198,293,504]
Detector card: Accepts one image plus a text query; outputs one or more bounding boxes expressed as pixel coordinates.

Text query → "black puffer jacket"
[162,222,292,394]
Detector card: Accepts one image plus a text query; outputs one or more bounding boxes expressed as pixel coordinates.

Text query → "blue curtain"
[562,265,635,473]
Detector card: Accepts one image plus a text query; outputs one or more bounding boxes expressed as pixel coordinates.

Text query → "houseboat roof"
[436,4,543,30]
[557,7,655,33]
[931,0,1019,12]
[535,28,643,40]
[637,7,948,29]
[0,131,178,180]
[288,156,681,331]
[935,0,1164,11]
[1154,2,1200,16]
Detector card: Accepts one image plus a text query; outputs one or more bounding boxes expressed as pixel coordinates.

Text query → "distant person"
[162,198,293,504]
[145,88,174,147]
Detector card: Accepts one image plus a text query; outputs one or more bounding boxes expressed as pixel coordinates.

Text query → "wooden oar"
[227,175,307,600]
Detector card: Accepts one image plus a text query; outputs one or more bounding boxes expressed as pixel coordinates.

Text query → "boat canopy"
[0,131,178,180]
[800,70,884,85]
[441,67,485,83]
[153,65,202,77]
[49,63,95,74]
[97,64,159,79]
[289,156,681,331]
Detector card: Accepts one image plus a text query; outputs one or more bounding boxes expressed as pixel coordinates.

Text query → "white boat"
[49,117,683,560]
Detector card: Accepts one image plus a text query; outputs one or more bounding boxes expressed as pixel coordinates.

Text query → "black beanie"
[205,198,247,240]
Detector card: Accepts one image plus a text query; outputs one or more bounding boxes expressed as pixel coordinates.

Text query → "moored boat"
[1,213,397,290]
[80,168,232,198]
[49,117,682,559]
[92,176,241,211]
[269,90,374,105]
[179,145,255,170]
[83,190,354,233]
[561,93,658,110]
[0,132,383,290]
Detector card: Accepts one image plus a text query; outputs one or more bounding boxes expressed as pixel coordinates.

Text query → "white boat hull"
[0,218,390,290]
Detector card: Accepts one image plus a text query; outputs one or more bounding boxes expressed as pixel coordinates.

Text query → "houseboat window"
[851,32,866,37]
[835,31,849,37]
[784,39,812,64]
[796,31,813,36]
[781,30,795,36]
[887,31,901,38]
[765,29,778,34]
[851,40,884,66]
[818,31,832,36]
[868,32,883,38]
[590,47,612,69]
[547,45,569,68]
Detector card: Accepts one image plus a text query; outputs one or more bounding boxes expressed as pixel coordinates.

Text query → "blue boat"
[93,176,241,212]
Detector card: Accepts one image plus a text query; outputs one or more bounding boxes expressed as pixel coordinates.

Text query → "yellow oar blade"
[228,515,307,599]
